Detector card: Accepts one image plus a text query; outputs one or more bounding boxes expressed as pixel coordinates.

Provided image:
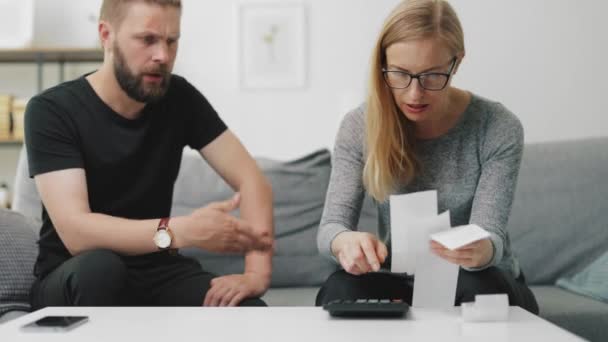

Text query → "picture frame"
[238,2,308,89]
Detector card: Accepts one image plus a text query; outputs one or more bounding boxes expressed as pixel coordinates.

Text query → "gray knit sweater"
[317,94,523,278]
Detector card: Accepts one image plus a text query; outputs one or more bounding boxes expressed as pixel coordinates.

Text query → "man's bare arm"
[35,168,174,255]
[35,168,268,256]
[200,130,274,284]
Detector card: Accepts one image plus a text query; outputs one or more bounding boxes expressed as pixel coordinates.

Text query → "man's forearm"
[57,213,190,256]
[239,175,273,283]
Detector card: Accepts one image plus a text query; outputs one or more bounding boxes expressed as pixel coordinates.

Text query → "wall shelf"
[0,48,103,63]
[0,138,23,146]
[0,47,103,93]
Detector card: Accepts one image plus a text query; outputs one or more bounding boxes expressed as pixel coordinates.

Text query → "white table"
[0,306,584,342]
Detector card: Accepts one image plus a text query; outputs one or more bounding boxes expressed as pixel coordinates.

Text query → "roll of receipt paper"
[462,294,509,322]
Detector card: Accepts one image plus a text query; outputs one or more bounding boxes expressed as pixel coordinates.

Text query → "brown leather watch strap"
[158,217,170,230]
[157,217,176,254]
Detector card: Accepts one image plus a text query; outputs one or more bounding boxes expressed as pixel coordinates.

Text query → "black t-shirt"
[25,74,227,278]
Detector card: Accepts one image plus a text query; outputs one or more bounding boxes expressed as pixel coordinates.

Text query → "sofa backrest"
[508,137,608,285]
[11,137,608,287]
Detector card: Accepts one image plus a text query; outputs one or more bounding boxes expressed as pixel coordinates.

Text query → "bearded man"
[25,0,273,309]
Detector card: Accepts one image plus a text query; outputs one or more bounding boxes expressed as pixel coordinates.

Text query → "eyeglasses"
[382,57,457,91]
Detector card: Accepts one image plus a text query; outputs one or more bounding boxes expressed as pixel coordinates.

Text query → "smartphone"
[21,315,89,332]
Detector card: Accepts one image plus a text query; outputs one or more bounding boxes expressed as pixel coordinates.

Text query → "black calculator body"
[323,299,410,318]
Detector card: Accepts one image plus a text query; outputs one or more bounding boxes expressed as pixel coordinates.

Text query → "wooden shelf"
[0,138,23,146]
[0,47,104,93]
[0,48,104,63]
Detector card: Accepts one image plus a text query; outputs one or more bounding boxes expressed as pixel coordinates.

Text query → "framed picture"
[238,2,307,89]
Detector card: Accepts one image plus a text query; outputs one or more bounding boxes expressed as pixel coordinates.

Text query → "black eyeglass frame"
[382,57,457,91]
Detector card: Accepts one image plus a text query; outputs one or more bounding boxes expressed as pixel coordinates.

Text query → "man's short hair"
[100,0,182,26]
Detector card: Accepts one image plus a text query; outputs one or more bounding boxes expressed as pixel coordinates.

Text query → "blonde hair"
[100,0,181,26]
[363,0,465,202]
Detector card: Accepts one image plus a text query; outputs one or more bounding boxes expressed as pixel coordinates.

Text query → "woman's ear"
[453,52,466,75]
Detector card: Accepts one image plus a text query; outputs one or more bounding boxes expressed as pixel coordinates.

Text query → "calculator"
[323,298,410,318]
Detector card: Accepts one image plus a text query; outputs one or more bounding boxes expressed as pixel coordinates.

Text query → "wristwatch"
[153,217,173,250]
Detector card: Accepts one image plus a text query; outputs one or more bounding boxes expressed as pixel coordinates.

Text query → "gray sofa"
[1,138,607,342]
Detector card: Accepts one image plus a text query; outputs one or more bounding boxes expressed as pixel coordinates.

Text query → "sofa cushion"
[509,138,608,285]
[11,147,42,224]
[0,208,38,316]
[532,286,608,342]
[173,149,338,286]
[556,250,608,303]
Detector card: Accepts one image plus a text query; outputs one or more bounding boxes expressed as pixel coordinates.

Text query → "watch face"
[153,230,171,249]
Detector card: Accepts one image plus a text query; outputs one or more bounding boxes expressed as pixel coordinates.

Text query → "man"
[25,0,274,308]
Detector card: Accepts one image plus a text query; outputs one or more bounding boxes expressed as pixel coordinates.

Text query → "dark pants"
[315,267,539,314]
[30,249,266,309]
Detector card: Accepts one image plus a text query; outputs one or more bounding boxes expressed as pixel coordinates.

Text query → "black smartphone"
[21,315,89,332]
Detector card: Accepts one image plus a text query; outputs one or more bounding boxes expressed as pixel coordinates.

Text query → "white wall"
[175,0,399,159]
[1,0,607,162]
[175,0,608,159]
[451,0,608,145]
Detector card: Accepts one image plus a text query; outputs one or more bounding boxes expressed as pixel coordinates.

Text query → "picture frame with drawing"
[238,3,307,89]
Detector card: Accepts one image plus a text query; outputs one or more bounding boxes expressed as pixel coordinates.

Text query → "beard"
[113,43,171,103]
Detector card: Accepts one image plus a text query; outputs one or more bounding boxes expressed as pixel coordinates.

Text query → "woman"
[316,0,538,313]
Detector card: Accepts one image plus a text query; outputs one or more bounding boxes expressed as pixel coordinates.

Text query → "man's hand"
[203,273,269,306]
[430,238,494,268]
[331,231,388,275]
[173,193,272,254]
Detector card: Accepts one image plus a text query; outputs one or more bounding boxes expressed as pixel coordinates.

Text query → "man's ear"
[98,20,113,51]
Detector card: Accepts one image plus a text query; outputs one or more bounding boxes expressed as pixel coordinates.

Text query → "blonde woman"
[316,0,538,313]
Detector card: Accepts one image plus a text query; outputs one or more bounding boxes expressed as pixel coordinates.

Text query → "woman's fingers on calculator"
[352,245,372,273]
[338,250,365,275]
[342,255,365,275]
[375,241,388,263]
[360,239,381,271]
[350,264,366,275]
[337,232,389,275]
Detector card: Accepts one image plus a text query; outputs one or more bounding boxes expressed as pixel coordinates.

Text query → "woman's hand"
[331,231,388,275]
[430,238,494,268]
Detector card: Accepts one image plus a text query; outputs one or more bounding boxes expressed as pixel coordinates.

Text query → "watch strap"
[155,217,175,253]
[158,217,170,230]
